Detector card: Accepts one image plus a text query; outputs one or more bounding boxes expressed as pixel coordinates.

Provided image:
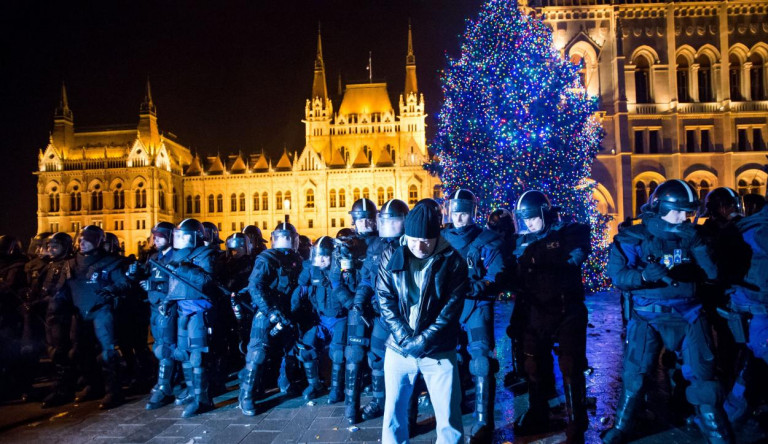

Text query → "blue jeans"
[382,348,463,444]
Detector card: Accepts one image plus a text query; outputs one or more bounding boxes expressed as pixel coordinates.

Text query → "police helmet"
[743,193,767,217]
[225,233,250,255]
[174,218,205,249]
[336,228,354,239]
[151,221,175,241]
[104,232,123,255]
[28,232,53,257]
[243,225,265,243]
[310,236,335,267]
[448,189,477,218]
[0,235,22,257]
[298,235,312,261]
[703,187,743,219]
[349,198,377,221]
[272,221,299,250]
[642,179,700,215]
[202,222,223,245]
[378,199,410,238]
[487,208,515,234]
[48,232,73,259]
[79,225,106,249]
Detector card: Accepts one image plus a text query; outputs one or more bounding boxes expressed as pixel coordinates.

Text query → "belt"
[633,304,675,313]
[731,303,768,315]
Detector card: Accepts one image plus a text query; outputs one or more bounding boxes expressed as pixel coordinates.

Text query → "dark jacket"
[292,261,348,318]
[142,247,173,305]
[377,237,467,357]
[63,250,129,318]
[731,205,768,305]
[442,224,507,303]
[353,236,399,311]
[247,248,303,314]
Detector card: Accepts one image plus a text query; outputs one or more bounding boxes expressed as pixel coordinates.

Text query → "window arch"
[306,189,315,209]
[186,195,193,213]
[329,189,337,208]
[208,194,215,213]
[216,194,223,213]
[239,193,246,212]
[729,53,744,101]
[113,183,125,210]
[135,182,147,209]
[231,193,237,212]
[362,188,370,200]
[677,54,691,102]
[736,169,767,195]
[408,185,419,205]
[750,52,766,100]
[353,188,361,201]
[633,173,664,216]
[253,192,260,211]
[262,192,269,211]
[634,54,652,104]
[339,189,346,208]
[276,191,283,210]
[685,171,718,202]
[90,184,103,211]
[284,191,291,209]
[70,190,82,211]
[158,185,166,211]
[377,187,385,207]
[194,195,201,213]
[49,191,60,213]
[387,187,394,201]
[697,54,714,102]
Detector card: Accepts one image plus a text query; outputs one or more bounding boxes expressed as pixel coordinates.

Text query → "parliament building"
[35,1,768,254]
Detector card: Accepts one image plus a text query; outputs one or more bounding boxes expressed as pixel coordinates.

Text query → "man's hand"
[139,280,151,291]
[642,263,668,283]
[401,335,426,358]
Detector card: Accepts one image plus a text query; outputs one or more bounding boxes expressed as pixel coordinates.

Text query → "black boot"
[181,367,214,418]
[302,359,324,401]
[361,369,385,420]
[99,355,124,410]
[175,364,195,406]
[563,381,587,444]
[344,363,361,425]
[694,404,735,444]
[515,381,550,436]
[470,376,495,443]
[238,365,260,416]
[146,360,175,410]
[602,389,640,444]
[327,363,344,404]
[42,365,75,408]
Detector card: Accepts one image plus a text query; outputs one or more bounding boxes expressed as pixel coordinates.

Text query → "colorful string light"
[428,0,610,291]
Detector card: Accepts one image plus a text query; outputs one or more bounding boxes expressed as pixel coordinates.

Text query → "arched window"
[194,195,201,213]
[729,54,743,101]
[231,193,237,212]
[173,187,178,213]
[387,187,394,200]
[186,195,193,213]
[698,55,714,102]
[329,189,337,208]
[49,192,60,212]
[70,191,82,211]
[284,191,291,209]
[208,194,215,213]
[363,188,370,200]
[635,55,652,104]
[239,193,246,212]
[262,192,269,211]
[377,187,385,207]
[433,185,442,199]
[90,184,103,211]
[570,53,587,87]
[158,186,166,211]
[408,185,418,205]
[751,53,765,100]
[634,182,647,216]
[276,191,283,210]
[306,189,315,208]
[253,192,260,211]
[677,54,691,102]
[216,194,223,213]
[353,188,361,201]
[339,189,346,208]
[688,179,711,202]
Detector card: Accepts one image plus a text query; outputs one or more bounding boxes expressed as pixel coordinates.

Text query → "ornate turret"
[52,82,75,149]
[312,25,328,101]
[138,78,160,151]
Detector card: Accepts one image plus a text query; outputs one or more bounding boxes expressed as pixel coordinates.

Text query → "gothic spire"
[404,20,418,97]
[140,77,156,115]
[55,82,73,120]
[312,23,328,100]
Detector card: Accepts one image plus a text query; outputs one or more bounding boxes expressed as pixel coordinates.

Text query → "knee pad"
[330,348,344,365]
[189,350,204,367]
[367,351,384,371]
[297,346,317,363]
[345,345,365,364]
[686,380,722,406]
[172,347,189,363]
[246,348,267,365]
[469,355,490,377]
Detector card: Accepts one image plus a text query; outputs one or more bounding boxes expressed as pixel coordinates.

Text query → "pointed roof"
[185,154,203,176]
[352,148,371,167]
[227,153,248,173]
[377,147,394,166]
[140,77,156,115]
[328,148,346,168]
[250,152,269,171]
[55,82,73,120]
[312,24,328,100]
[205,154,226,175]
[339,83,393,116]
[275,149,293,170]
[405,21,418,96]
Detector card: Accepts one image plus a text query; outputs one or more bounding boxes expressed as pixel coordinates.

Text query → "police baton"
[645,255,679,287]
[148,259,221,300]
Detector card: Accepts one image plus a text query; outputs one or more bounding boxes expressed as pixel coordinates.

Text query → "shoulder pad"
[615,224,647,243]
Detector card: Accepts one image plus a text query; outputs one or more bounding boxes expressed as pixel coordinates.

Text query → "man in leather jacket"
[377,203,468,444]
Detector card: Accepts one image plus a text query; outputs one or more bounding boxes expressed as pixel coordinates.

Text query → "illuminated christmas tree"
[428,0,610,290]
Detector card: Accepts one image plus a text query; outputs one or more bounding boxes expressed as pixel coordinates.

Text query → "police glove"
[672,222,698,241]
[95,288,115,304]
[400,335,427,358]
[470,280,488,298]
[641,262,668,283]
[139,280,151,292]
[158,299,175,316]
[267,309,285,325]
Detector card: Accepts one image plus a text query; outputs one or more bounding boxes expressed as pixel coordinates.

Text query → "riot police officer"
[337,198,378,424]
[291,236,346,401]
[202,222,223,249]
[141,221,179,410]
[512,191,591,443]
[243,225,267,259]
[604,180,732,443]
[41,233,75,407]
[163,219,219,417]
[442,189,506,441]
[238,222,303,416]
[62,226,130,410]
[0,235,29,401]
[220,233,254,380]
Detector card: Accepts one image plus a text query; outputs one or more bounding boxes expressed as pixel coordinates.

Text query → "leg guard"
[361,368,385,420]
[328,363,345,404]
[238,364,261,416]
[99,350,124,410]
[694,404,735,444]
[563,377,587,444]
[302,359,323,401]
[469,375,495,443]
[146,359,175,410]
[175,363,195,406]
[181,366,213,418]
[344,362,362,424]
[602,389,641,444]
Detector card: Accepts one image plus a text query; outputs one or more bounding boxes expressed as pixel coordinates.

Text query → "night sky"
[0,0,483,243]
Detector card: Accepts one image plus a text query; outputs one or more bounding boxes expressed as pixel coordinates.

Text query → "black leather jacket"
[377,237,467,357]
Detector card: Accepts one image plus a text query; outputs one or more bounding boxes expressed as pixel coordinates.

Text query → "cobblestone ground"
[1,291,766,443]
